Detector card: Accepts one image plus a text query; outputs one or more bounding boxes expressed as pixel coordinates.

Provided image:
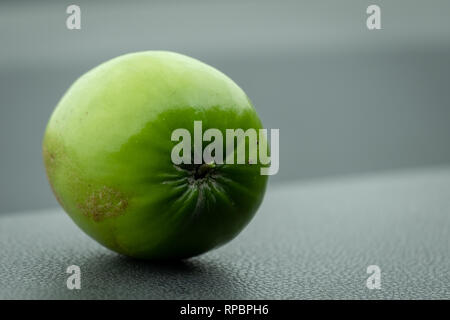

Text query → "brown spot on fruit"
[42,145,54,167]
[43,133,128,222]
[78,186,128,222]
[42,133,67,173]
[42,138,70,211]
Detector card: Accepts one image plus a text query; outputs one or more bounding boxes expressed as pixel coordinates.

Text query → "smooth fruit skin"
[43,51,268,260]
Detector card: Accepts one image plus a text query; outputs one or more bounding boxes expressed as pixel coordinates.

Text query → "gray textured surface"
[1,167,449,299]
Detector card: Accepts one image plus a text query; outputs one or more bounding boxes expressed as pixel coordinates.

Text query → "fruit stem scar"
[195,161,215,179]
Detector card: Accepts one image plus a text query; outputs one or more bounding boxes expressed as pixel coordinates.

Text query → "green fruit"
[43,51,268,260]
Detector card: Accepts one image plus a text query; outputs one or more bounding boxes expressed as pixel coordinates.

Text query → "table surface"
[1,167,449,299]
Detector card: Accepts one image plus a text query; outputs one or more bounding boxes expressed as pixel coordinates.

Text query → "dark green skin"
[43,51,268,260]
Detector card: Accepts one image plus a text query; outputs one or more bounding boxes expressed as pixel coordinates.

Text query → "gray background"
[1,0,450,214]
